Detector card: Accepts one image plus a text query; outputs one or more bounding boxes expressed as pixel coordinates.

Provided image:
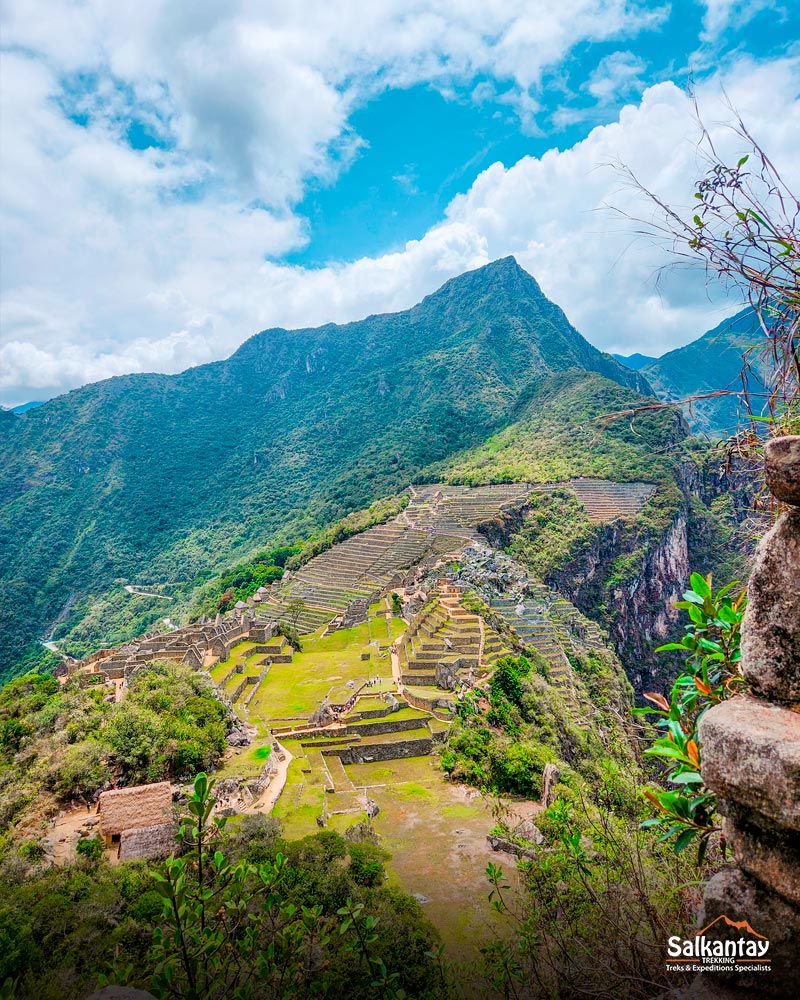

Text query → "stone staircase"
[398,583,484,691]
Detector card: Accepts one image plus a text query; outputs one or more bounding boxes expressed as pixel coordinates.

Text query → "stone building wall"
[325,736,433,764]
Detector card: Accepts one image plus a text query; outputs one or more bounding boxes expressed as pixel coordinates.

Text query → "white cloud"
[0,3,798,405]
[0,1,669,204]
[441,55,800,356]
[699,0,777,41]
[587,51,648,101]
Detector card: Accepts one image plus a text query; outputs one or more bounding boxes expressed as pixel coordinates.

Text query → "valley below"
[35,477,682,970]
[0,259,766,1000]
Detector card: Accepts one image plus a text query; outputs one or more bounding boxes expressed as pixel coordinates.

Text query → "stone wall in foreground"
[689,437,800,1000]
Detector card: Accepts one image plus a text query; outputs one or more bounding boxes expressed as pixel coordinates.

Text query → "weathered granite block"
[740,508,800,704]
[696,866,800,998]
[698,697,800,831]
[722,806,800,907]
[764,435,800,506]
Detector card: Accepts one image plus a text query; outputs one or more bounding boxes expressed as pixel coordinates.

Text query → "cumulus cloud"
[0,2,798,404]
[587,51,648,101]
[0,1,669,204]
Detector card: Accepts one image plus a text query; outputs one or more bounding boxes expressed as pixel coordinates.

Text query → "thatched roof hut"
[98,781,172,836]
[120,822,176,861]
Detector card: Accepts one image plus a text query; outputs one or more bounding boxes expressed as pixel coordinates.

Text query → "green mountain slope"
[641,309,765,436]
[0,257,646,681]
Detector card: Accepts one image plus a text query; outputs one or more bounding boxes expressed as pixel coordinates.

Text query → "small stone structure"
[689,436,800,999]
[541,763,560,808]
[97,781,174,861]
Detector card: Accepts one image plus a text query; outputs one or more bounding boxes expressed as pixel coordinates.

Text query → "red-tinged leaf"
[694,677,712,696]
[644,691,670,712]
[687,740,700,766]
[643,790,672,815]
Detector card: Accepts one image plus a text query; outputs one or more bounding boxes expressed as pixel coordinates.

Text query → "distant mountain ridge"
[0,257,651,679]
[642,309,763,436]
[613,352,657,371]
[7,401,45,414]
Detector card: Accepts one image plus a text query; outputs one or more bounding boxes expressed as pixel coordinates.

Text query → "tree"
[619,110,799,439]
[99,773,423,1000]
[217,588,235,612]
[286,597,307,630]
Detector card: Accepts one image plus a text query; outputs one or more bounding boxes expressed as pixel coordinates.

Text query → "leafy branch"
[637,572,746,863]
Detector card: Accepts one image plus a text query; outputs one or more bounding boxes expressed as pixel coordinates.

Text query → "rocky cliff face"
[541,512,688,694]
[609,513,689,691]
[480,454,759,696]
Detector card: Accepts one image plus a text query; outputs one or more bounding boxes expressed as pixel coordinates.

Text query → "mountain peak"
[481,254,525,274]
[419,255,543,311]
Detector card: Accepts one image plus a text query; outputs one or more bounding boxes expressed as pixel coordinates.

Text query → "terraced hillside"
[403,483,535,536]
[564,478,655,521]
[251,478,656,634]
[1,257,654,682]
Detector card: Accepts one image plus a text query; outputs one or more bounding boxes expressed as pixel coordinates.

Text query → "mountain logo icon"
[696,914,767,940]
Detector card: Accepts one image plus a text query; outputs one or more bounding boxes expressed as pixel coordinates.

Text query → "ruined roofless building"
[97,781,174,861]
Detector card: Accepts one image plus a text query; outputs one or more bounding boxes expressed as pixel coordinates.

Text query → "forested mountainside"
[46,369,749,699]
[641,308,765,437]
[0,257,649,681]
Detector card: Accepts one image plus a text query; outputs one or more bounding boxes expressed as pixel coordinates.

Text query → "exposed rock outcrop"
[764,436,800,505]
[740,508,800,704]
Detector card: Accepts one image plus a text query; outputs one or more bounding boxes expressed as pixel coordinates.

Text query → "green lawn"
[358,761,506,961]
[349,696,387,713]
[269,728,501,961]
[247,620,394,726]
[214,741,273,781]
[345,755,442,787]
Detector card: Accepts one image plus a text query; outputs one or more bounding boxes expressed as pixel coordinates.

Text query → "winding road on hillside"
[124,584,172,600]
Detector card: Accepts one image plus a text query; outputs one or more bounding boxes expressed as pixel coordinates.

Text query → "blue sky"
[0,1,798,405]
[291,0,787,266]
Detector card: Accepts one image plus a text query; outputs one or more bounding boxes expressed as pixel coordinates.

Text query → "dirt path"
[245,742,293,815]
[48,806,106,865]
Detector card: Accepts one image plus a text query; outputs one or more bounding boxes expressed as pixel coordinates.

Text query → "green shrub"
[348,842,386,887]
[75,837,104,862]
